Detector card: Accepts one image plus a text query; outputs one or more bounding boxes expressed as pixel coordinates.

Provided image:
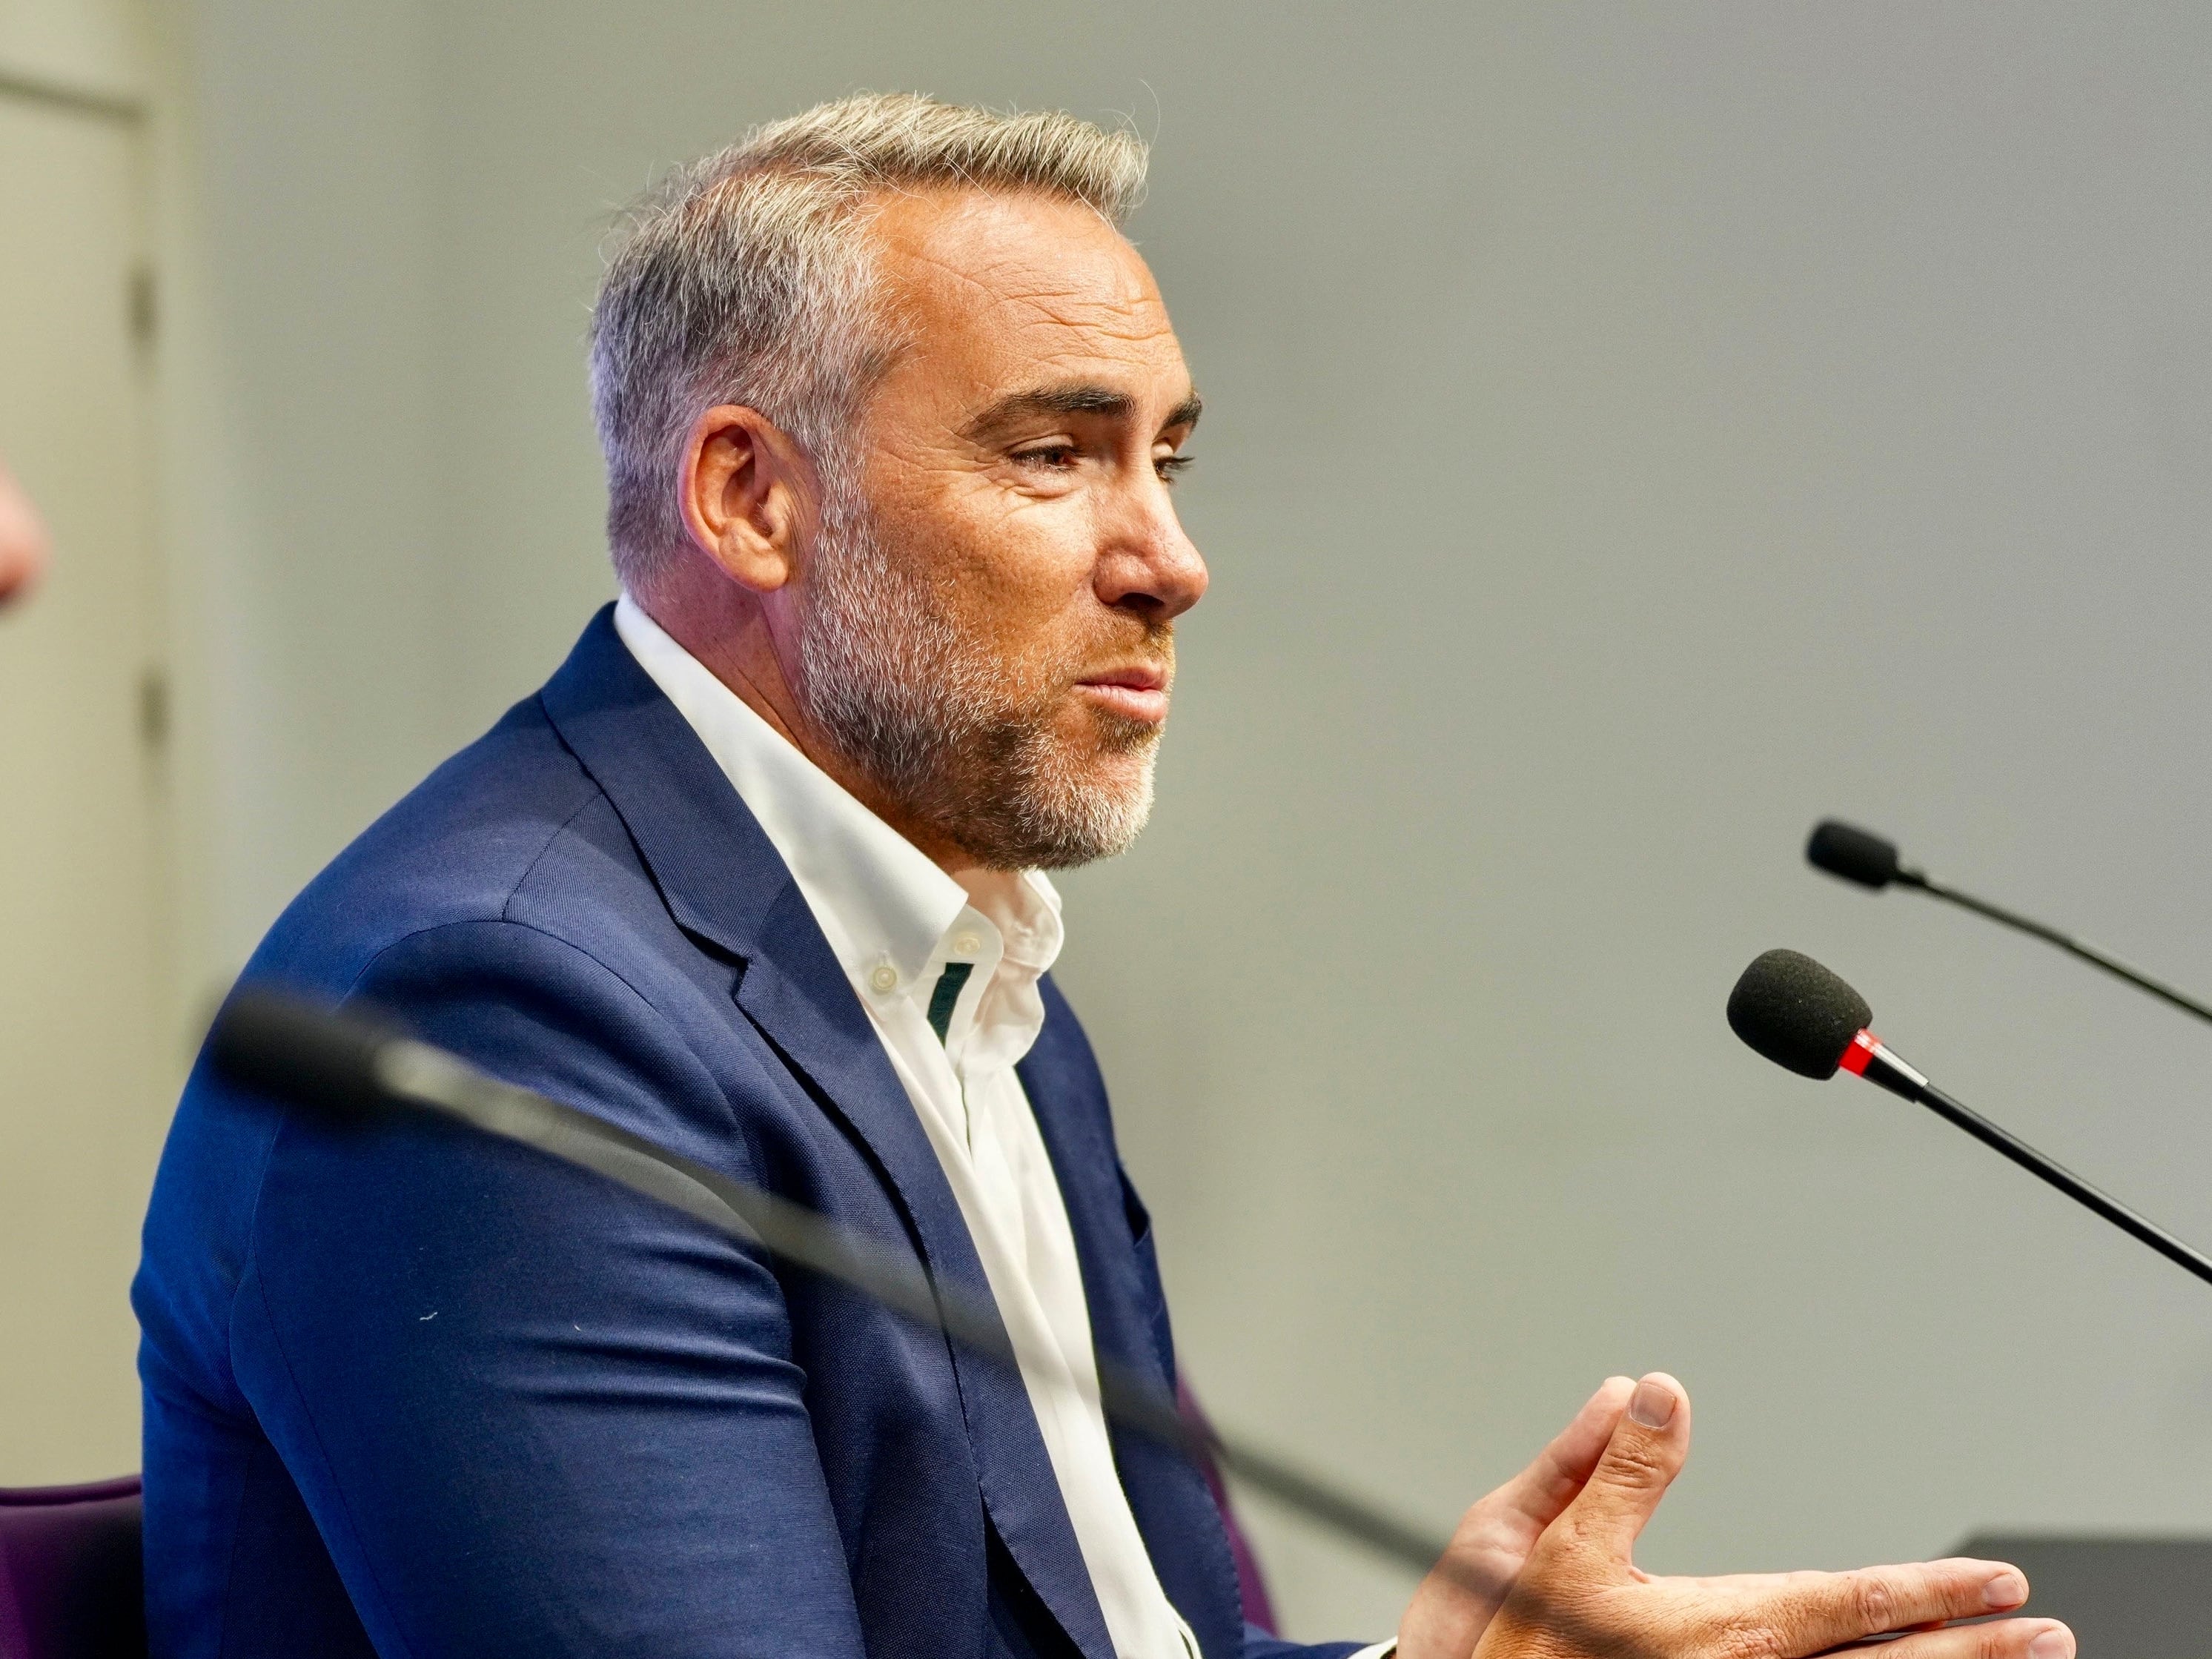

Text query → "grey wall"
[156,0,445,984]
[170,1,2212,1640]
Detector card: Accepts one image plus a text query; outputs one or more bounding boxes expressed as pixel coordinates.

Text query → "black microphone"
[206,987,1448,1575]
[1806,818,2212,1029]
[1729,947,2212,1291]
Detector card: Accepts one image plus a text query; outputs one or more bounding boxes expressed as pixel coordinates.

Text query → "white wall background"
[156,1,2212,1641]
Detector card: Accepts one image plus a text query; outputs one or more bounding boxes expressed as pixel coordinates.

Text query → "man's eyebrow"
[961,384,1203,441]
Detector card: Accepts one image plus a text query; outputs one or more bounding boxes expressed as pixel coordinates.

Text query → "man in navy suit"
[133,94,2068,1659]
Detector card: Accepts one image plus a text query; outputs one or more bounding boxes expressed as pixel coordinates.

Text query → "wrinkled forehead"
[863,188,1190,412]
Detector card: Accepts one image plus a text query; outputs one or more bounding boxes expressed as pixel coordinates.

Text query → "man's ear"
[678,405,813,593]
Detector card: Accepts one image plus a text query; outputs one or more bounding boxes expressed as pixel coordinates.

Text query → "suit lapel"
[539,609,1116,1659]
[730,909,1116,1659]
[1020,981,1248,1659]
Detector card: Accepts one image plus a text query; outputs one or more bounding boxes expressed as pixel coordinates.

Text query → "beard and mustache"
[793,468,1170,872]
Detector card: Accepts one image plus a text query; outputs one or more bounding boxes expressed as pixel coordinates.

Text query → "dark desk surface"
[1953,1536,2212,1658]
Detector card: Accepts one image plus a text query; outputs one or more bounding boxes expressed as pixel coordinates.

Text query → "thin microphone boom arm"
[208,990,1449,1575]
[1907,870,2212,1030]
[1869,1060,2212,1292]
[1805,818,2212,1029]
[1913,1078,2212,1289]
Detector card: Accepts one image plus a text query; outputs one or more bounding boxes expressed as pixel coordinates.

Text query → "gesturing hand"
[1400,1374,2074,1659]
[1395,1376,1640,1659]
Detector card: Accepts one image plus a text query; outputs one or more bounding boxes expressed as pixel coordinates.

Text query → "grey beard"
[794,483,1160,871]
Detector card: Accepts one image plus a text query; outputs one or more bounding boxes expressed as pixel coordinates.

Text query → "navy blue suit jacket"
[133,609,1364,1659]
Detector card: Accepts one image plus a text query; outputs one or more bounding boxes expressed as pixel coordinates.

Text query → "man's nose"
[1095,484,1208,623]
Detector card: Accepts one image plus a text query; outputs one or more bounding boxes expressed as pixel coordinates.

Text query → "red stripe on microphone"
[1838,1030,1880,1076]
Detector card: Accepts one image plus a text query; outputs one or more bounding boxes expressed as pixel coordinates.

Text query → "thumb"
[1554,1371,1691,1559]
[1481,1376,1635,1543]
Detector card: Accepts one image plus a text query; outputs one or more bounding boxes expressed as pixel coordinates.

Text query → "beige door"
[0,72,174,1483]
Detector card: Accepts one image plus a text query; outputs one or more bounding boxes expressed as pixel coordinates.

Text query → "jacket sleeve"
[1243,1629,1381,1658]
[229,918,867,1658]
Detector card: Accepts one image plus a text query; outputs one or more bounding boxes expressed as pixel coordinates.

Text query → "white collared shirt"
[614,596,1202,1659]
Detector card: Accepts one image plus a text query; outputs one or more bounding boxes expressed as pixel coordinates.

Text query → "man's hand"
[1400,1374,2074,1659]
[1396,1376,1639,1659]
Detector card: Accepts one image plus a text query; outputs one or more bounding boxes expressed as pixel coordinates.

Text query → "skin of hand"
[1400,1374,2074,1659]
[0,459,50,606]
[1395,1377,1639,1658]
[649,184,1205,878]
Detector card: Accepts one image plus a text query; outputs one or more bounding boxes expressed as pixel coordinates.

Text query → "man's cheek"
[960,569,1082,677]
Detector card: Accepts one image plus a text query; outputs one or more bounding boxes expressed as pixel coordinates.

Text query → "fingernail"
[1981,1571,2026,1609]
[1627,1378,1676,1428]
[2027,1627,2073,1659]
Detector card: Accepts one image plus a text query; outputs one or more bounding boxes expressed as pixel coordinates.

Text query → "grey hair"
[589,92,1150,595]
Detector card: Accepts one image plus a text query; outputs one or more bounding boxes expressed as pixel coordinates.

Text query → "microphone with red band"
[1834,1029,1927,1098]
[1729,948,2212,1291]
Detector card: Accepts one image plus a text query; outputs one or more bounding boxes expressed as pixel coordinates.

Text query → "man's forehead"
[868,188,1189,412]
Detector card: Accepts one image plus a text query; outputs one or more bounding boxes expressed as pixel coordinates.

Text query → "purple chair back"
[0,1477,145,1659]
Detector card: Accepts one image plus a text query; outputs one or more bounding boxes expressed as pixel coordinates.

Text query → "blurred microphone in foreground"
[209,986,2069,1659]
[205,987,1450,1572]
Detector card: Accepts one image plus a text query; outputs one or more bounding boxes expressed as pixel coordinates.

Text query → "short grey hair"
[589,92,1150,595]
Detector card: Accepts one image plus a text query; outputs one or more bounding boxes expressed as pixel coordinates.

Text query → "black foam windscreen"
[207,987,397,1122]
[1806,820,1901,890]
[1726,949,1873,1080]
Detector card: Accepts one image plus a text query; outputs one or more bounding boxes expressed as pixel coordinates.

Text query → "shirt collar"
[612,594,1062,999]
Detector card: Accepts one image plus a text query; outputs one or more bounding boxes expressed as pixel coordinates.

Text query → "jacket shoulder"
[248,693,636,998]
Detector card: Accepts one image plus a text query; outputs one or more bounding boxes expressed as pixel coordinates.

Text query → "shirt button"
[869,964,899,993]
[953,933,981,956]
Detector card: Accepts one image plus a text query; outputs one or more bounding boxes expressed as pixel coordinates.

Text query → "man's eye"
[1013,444,1079,470]
[1156,454,1195,484]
